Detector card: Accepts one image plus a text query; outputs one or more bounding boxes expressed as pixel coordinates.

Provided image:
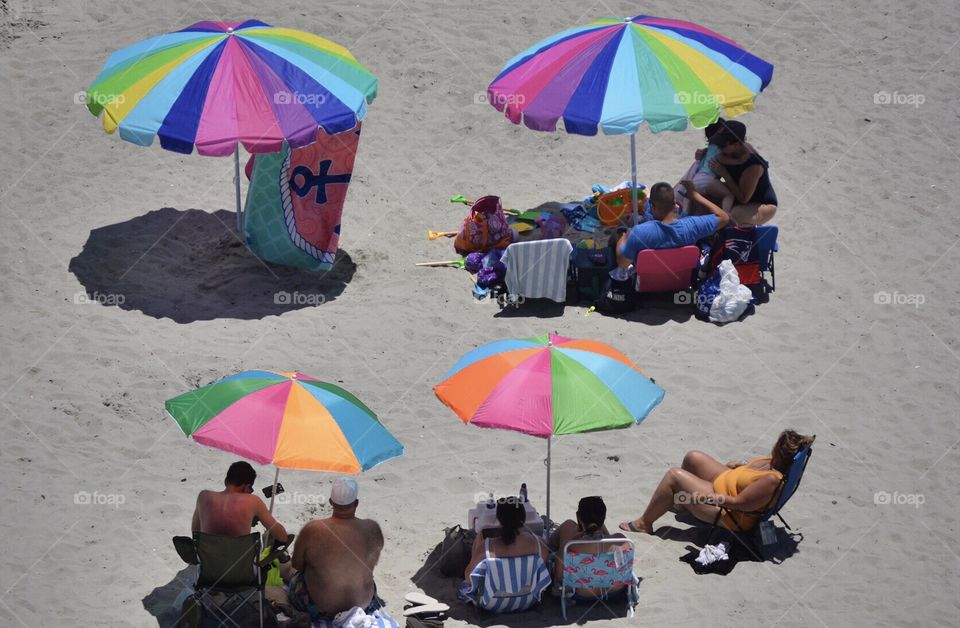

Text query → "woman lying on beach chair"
[619,430,815,534]
[459,498,551,613]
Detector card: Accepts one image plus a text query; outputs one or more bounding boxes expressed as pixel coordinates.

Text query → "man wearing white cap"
[286,477,386,622]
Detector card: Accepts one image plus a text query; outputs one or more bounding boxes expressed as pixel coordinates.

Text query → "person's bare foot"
[619,519,654,534]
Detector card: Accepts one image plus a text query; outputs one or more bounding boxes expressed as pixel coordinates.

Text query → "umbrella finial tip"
[226,26,235,33]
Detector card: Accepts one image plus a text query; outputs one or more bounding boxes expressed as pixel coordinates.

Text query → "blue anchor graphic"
[289,159,352,205]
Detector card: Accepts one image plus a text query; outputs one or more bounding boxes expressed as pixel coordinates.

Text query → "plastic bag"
[695,260,752,323]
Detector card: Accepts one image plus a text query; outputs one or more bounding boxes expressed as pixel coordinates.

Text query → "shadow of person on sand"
[411,537,638,626]
[69,208,356,323]
[141,566,193,628]
[653,512,802,575]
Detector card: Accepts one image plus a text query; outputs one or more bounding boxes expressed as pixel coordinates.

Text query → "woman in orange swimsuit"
[619,430,814,534]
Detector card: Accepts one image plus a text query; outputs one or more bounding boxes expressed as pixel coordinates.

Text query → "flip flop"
[619,520,649,533]
[404,592,438,607]
[402,603,450,617]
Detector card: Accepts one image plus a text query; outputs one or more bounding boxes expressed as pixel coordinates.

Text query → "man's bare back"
[193,490,263,536]
[292,516,383,613]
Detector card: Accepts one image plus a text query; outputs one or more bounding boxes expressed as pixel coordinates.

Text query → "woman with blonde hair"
[620,430,814,534]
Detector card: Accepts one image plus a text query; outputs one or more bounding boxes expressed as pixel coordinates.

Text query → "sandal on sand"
[619,520,649,533]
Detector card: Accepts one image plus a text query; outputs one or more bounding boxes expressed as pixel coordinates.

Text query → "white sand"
[0,0,958,625]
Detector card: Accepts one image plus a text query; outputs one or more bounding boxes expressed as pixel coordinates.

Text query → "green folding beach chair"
[172,532,278,628]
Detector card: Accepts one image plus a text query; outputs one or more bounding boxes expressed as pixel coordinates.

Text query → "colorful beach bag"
[454,196,514,255]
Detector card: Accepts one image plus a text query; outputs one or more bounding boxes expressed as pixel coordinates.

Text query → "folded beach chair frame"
[560,538,639,621]
[172,532,277,628]
[706,442,813,562]
[717,225,778,294]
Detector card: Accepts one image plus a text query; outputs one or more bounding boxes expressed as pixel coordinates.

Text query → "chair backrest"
[193,532,262,590]
[635,245,700,293]
[764,443,813,519]
[562,539,636,590]
[753,225,778,272]
[470,552,551,613]
[172,536,199,565]
[501,238,573,302]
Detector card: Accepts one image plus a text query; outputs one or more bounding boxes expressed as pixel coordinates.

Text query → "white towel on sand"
[695,542,730,566]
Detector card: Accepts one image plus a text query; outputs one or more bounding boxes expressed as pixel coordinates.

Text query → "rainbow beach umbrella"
[166,370,402,509]
[85,19,377,229]
[434,333,664,521]
[487,15,774,224]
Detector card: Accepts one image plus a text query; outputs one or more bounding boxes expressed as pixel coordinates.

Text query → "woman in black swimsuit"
[707,120,778,226]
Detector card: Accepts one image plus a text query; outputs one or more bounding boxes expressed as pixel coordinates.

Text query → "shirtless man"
[286,478,385,622]
[191,461,289,541]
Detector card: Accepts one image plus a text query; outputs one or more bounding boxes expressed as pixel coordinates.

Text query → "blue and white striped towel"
[458,539,552,613]
[500,238,573,303]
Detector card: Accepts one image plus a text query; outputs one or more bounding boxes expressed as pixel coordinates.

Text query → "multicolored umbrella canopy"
[488,15,773,135]
[434,333,665,437]
[166,371,403,473]
[86,20,377,156]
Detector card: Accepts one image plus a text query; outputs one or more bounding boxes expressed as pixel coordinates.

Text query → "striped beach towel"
[311,606,398,628]
[500,238,573,303]
[458,539,551,613]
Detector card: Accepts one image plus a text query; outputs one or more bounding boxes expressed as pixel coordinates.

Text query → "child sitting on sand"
[683,119,735,215]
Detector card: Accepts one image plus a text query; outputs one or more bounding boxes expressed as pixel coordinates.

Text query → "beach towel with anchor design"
[243,124,361,271]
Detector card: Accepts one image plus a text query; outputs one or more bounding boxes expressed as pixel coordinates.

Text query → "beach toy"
[451,194,520,216]
[485,15,774,225]
[416,259,466,268]
[429,230,458,240]
[510,221,534,234]
[598,187,647,226]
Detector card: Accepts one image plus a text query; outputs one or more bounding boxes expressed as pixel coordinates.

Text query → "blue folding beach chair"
[458,539,552,613]
[560,539,639,620]
[754,225,778,292]
[707,438,813,560]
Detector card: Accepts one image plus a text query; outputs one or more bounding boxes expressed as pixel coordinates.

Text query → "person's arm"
[715,474,781,511]
[680,180,730,229]
[253,498,289,544]
[291,523,312,571]
[366,520,385,568]
[191,495,202,533]
[711,161,762,204]
[463,533,485,580]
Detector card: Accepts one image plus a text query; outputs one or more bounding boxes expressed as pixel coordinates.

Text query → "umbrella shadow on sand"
[411,538,637,626]
[69,208,356,323]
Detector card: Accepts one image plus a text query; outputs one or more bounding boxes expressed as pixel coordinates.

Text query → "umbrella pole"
[268,467,279,514]
[630,132,639,226]
[545,435,552,526]
[233,145,243,234]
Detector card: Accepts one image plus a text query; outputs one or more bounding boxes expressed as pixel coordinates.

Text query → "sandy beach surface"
[1,0,958,626]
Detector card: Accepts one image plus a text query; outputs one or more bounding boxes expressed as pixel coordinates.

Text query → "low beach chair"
[500,238,573,306]
[634,245,701,294]
[707,438,814,560]
[458,539,551,613]
[172,532,276,628]
[560,539,639,620]
[719,225,778,292]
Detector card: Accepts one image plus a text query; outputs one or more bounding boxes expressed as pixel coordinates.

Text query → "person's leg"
[731,203,777,225]
[620,468,715,533]
[681,451,727,482]
[703,180,733,213]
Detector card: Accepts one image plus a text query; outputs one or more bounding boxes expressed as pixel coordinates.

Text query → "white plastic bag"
[708,260,753,323]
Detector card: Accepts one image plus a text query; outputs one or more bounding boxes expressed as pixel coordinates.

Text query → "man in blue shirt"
[616,180,730,268]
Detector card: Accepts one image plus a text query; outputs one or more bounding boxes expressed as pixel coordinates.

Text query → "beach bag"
[597,271,637,314]
[694,260,753,323]
[570,245,614,302]
[454,196,514,255]
[438,525,475,578]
